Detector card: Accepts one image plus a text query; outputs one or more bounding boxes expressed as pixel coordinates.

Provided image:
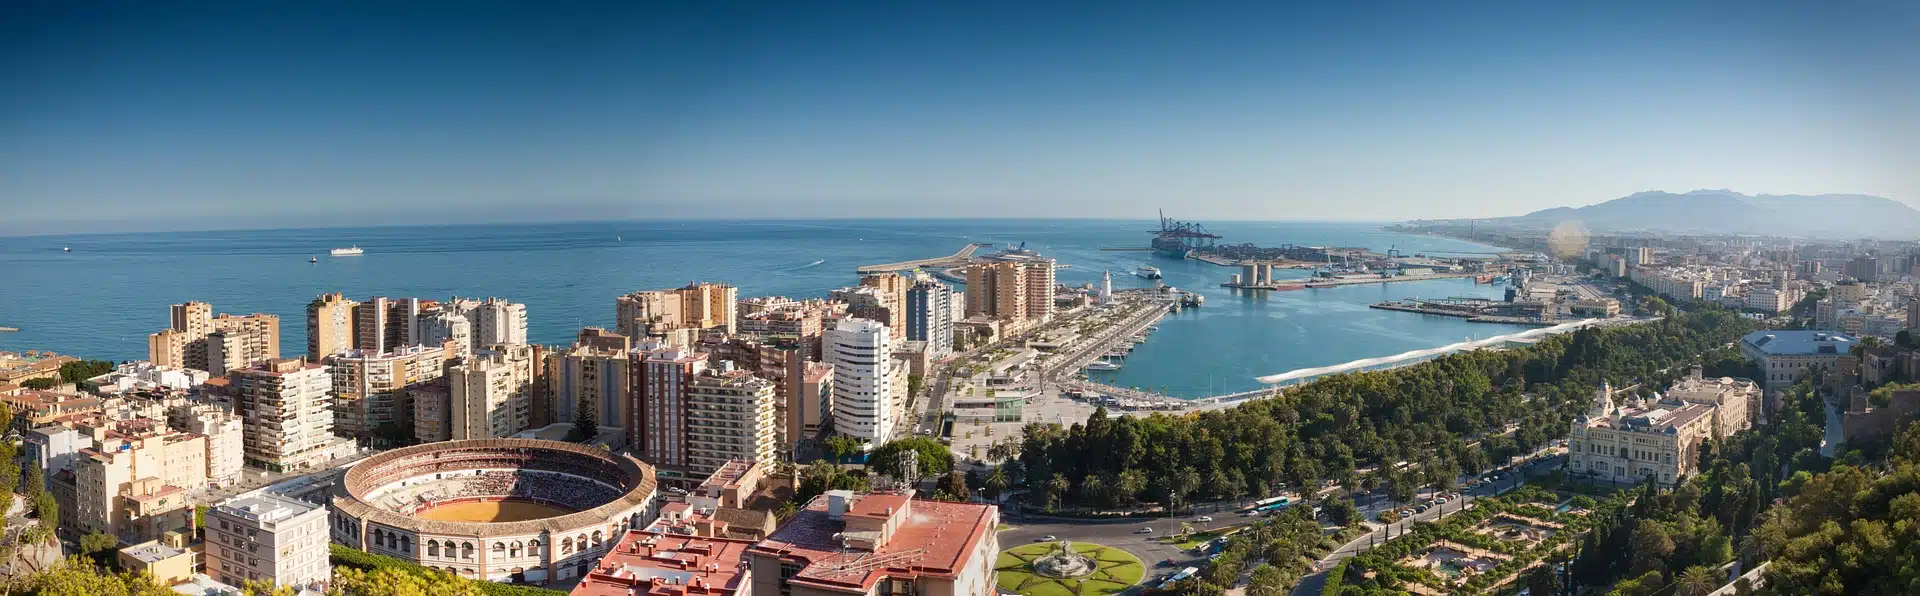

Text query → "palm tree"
[1047,474,1071,511]
[984,466,1009,500]
[1677,565,1717,596]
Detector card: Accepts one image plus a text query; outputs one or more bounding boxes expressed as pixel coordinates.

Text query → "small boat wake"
[790,259,827,270]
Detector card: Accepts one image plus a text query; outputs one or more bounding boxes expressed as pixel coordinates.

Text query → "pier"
[1302,272,1478,288]
[856,243,991,273]
[1369,298,1559,326]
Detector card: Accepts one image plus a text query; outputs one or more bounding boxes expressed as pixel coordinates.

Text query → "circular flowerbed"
[996,542,1146,596]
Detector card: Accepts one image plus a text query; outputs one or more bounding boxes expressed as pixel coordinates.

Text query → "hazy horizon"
[6,1,1918,235]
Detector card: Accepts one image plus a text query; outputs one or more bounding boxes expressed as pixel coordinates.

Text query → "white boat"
[1135,265,1163,279]
[1085,361,1122,372]
[330,246,364,256]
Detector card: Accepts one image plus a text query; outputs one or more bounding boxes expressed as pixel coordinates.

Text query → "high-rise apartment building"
[797,363,834,445]
[544,329,632,430]
[325,345,450,445]
[353,297,422,355]
[631,347,710,480]
[443,344,540,441]
[965,262,1024,321]
[417,310,473,356]
[615,282,738,345]
[906,280,955,356]
[859,273,909,340]
[231,358,336,472]
[824,319,898,443]
[205,493,330,590]
[685,368,778,478]
[1022,260,1056,322]
[462,297,529,346]
[148,302,280,374]
[306,293,359,360]
[963,260,1057,326]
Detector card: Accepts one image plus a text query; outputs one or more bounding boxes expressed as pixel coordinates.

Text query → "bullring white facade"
[327,439,658,585]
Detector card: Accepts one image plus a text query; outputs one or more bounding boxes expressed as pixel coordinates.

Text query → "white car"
[1135,527,1154,534]
[1196,516,1213,523]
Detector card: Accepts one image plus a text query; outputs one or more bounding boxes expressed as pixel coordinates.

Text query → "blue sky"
[3,1,1916,234]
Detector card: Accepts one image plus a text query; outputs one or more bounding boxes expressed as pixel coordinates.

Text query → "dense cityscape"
[8,2,1920,595]
[0,222,1915,596]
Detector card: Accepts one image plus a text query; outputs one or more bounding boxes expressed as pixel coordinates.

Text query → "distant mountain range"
[1498,190,1920,238]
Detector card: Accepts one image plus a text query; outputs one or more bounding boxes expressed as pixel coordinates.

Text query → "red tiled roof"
[572,529,752,596]
[746,493,996,594]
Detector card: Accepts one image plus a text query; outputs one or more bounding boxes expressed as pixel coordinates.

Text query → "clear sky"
[3,1,1916,234]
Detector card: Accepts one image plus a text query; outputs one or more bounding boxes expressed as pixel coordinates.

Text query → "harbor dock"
[1303,272,1478,287]
[857,243,992,273]
[1369,299,1557,326]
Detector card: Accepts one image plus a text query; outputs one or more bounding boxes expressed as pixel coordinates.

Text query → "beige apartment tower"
[859,272,910,340]
[685,369,779,478]
[615,282,738,344]
[307,292,359,360]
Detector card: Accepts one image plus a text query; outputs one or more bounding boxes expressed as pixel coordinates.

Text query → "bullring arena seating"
[372,469,624,515]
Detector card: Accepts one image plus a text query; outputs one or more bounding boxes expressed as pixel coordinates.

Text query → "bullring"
[327,438,657,585]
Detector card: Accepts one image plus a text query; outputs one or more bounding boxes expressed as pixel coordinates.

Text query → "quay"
[856,243,991,273]
[1370,299,1558,326]
[1303,272,1478,288]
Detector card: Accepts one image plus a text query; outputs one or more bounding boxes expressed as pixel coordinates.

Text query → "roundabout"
[996,541,1146,596]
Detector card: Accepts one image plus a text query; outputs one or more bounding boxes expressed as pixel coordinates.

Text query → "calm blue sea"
[0,219,1523,397]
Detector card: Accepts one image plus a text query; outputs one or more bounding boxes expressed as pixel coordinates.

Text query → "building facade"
[1740,330,1856,393]
[307,293,359,360]
[824,319,898,444]
[325,345,451,445]
[205,492,331,590]
[631,348,710,482]
[1568,384,1717,488]
[685,369,778,478]
[615,283,738,345]
[231,359,337,472]
[906,280,955,357]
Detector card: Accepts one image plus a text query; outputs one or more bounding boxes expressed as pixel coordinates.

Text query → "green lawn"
[996,542,1146,596]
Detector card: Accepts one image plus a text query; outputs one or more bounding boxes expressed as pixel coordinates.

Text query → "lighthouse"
[1101,270,1114,305]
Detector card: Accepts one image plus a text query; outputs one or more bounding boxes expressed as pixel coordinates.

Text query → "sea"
[0,219,1525,397]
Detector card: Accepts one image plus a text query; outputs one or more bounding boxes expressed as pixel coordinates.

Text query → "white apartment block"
[466,297,529,346]
[205,492,331,590]
[686,369,779,477]
[824,318,898,443]
[176,405,246,486]
[417,310,473,356]
[232,359,336,472]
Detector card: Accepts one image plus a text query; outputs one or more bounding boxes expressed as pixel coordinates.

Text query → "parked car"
[1415,505,1430,514]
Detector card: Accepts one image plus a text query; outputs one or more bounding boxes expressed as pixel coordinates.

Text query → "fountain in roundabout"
[1031,540,1096,579]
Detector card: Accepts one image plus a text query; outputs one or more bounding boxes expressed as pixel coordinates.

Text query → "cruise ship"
[330,246,365,256]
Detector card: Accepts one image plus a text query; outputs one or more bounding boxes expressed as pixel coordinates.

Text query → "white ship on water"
[1134,265,1162,279]
[330,246,365,256]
